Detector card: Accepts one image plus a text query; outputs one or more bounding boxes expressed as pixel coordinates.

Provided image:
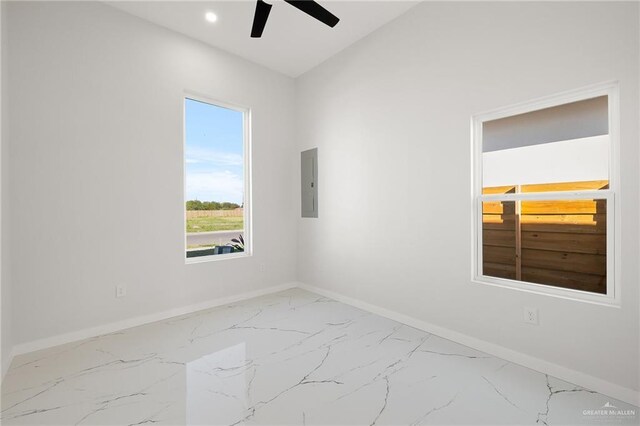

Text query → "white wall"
[0,0,11,379]
[296,1,639,399]
[483,95,608,152]
[6,2,297,346]
[482,136,609,188]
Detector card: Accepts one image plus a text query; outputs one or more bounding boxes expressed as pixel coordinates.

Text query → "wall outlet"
[259,263,267,273]
[523,307,539,325]
[116,285,127,298]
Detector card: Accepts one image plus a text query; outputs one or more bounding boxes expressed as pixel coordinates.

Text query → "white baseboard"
[11,282,298,358]
[297,282,640,407]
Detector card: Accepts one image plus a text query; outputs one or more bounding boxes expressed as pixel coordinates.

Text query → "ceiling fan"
[251,0,340,38]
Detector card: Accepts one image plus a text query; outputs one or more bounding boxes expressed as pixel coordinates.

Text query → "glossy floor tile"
[1,288,638,425]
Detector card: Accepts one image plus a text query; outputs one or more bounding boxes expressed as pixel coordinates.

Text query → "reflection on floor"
[2,289,638,425]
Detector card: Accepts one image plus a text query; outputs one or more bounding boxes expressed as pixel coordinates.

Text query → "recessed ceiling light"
[205,12,218,23]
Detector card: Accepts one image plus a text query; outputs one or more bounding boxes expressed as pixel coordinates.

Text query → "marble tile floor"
[1,288,637,426]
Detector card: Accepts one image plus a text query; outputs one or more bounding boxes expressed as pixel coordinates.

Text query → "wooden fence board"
[483,186,516,195]
[483,246,516,265]
[483,229,516,247]
[520,215,606,233]
[520,180,608,193]
[483,201,516,214]
[521,200,605,215]
[483,262,516,280]
[486,214,604,227]
[482,214,516,225]
[520,249,605,275]
[521,231,606,255]
[521,267,606,294]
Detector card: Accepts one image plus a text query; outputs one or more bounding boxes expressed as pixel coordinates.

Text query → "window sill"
[185,251,252,265]
[471,275,620,308]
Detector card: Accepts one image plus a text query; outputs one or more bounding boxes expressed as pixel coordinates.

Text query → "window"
[472,83,618,304]
[184,96,250,261]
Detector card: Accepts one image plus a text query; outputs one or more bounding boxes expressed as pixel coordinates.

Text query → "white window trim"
[183,91,253,264]
[470,81,620,306]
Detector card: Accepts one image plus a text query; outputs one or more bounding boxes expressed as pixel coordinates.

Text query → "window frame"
[183,92,253,264]
[470,81,620,306]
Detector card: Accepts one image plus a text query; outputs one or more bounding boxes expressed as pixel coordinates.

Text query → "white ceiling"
[107,1,419,77]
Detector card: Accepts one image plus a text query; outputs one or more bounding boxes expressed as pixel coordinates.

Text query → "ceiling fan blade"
[251,0,273,38]
[283,0,340,28]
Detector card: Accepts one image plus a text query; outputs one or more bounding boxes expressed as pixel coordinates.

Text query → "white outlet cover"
[523,307,539,325]
[116,285,127,298]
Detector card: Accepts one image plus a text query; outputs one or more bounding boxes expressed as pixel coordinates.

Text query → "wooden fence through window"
[482,180,608,294]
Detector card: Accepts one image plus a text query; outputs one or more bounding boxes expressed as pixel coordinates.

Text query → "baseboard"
[11,282,298,358]
[297,282,640,407]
